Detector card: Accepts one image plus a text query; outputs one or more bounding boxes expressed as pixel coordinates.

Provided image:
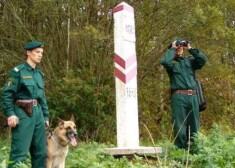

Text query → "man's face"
[176,46,184,56]
[27,48,43,64]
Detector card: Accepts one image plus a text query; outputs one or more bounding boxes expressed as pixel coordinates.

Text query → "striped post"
[105,2,162,155]
[113,2,139,148]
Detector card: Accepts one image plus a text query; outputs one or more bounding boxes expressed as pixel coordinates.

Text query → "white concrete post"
[105,2,162,155]
[113,2,139,148]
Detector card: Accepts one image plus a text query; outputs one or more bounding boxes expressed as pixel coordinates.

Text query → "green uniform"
[0,89,3,111]
[161,48,207,149]
[2,62,49,168]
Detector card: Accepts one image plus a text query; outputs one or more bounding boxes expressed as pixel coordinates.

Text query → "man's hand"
[45,121,49,127]
[7,115,19,127]
[185,43,192,50]
[171,40,178,48]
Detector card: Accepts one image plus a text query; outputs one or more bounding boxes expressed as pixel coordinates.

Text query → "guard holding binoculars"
[2,41,49,168]
[160,39,207,149]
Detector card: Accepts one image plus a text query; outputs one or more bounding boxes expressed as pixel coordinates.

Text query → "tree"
[0,0,234,142]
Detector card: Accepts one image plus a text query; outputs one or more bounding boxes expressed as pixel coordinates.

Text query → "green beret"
[23,41,44,50]
[172,37,183,42]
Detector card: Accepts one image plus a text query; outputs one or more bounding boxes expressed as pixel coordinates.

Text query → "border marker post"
[105,2,162,156]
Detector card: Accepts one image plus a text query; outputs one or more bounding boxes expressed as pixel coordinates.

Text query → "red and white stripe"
[114,53,137,84]
[113,3,134,13]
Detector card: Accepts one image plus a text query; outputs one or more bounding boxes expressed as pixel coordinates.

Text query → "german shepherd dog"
[46,115,77,168]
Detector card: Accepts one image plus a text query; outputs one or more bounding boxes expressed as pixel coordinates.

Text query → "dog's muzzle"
[66,130,78,146]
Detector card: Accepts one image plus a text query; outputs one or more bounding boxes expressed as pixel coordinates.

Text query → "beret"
[23,41,44,50]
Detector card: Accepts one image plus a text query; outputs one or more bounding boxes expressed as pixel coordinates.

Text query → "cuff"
[188,48,199,54]
[4,110,15,117]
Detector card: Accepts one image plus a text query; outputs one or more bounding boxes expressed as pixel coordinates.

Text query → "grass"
[1,124,235,168]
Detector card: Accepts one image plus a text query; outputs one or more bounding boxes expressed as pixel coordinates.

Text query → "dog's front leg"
[58,159,66,168]
[46,157,53,168]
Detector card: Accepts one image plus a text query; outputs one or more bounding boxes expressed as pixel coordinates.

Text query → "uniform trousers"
[8,105,46,168]
[171,93,199,149]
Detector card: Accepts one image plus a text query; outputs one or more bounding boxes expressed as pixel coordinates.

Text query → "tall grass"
[0,124,235,168]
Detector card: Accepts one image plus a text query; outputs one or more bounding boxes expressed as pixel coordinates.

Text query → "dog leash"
[46,125,54,138]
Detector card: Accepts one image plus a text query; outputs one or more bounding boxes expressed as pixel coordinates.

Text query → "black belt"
[171,89,197,95]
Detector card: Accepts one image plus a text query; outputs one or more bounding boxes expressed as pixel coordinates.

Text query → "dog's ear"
[57,117,64,129]
[70,114,75,122]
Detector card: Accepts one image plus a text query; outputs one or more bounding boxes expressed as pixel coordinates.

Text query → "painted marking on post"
[114,53,136,69]
[114,66,137,84]
[114,53,137,84]
[113,4,134,13]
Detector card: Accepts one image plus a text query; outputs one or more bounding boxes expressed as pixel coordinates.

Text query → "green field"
[1,125,235,168]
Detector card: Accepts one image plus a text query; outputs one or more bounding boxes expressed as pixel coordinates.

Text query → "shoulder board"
[13,64,24,73]
[13,67,19,72]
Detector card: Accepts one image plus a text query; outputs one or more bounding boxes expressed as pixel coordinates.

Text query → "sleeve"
[160,48,176,71]
[40,92,49,121]
[188,48,208,70]
[38,71,49,121]
[2,70,21,117]
[0,89,3,111]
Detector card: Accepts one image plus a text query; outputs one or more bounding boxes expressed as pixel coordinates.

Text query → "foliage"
[0,0,234,143]
[1,125,235,167]
[192,124,235,167]
[66,142,154,168]
[47,69,116,142]
[156,124,235,167]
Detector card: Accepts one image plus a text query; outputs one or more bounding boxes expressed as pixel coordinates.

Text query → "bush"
[46,69,116,142]
[192,124,235,167]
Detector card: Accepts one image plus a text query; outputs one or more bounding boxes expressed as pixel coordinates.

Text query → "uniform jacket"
[160,48,207,90]
[2,62,49,120]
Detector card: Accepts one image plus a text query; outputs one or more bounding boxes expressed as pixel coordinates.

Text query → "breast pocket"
[22,78,35,96]
[172,64,182,74]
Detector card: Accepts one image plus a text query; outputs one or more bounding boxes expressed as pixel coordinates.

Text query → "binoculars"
[175,40,189,47]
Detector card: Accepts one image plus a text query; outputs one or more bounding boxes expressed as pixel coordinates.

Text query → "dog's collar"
[51,132,68,148]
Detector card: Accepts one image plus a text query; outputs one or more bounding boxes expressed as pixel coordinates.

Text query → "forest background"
[0,0,234,145]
